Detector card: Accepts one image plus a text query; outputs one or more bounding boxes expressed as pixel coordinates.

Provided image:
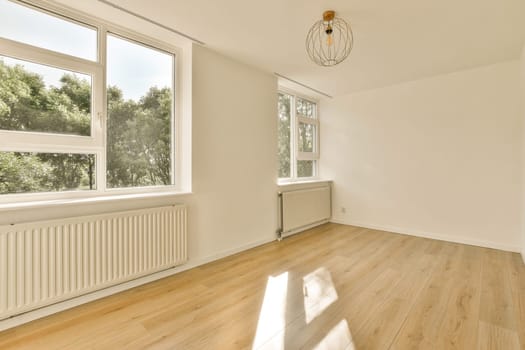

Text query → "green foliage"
[297,160,314,177]
[0,59,172,195]
[106,86,172,188]
[278,93,316,178]
[56,74,91,113]
[0,152,51,194]
[277,93,291,178]
[0,60,90,136]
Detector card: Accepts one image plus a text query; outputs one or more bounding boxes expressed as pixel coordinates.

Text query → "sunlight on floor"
[313,319,355,350]
[252,272,289,350]
[303,267,338,323]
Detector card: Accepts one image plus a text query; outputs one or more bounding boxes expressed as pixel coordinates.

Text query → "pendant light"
[305,10,353,67]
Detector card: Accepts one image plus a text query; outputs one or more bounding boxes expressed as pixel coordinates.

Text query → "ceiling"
[60,0,525,97]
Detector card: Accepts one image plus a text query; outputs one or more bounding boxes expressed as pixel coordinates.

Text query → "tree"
[106,86,172,188]
[0,60,90,136]
[278,93,291,178]
[0,59,173,195]
[0,152,51,194]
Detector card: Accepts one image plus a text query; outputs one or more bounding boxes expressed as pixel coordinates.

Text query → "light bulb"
[327,34,333,46]
[325,23,334,47]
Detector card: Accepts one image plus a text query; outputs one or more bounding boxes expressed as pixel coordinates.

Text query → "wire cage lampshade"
[306,10,353,67]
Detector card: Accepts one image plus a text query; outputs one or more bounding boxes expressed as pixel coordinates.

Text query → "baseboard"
[0,235,275,332]
[330,218,521,253]
[190,236,276,266]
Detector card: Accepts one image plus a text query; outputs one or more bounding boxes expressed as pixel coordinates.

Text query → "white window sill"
[277,179,332,193]
[0,191,192,213]
[277,178,332,186]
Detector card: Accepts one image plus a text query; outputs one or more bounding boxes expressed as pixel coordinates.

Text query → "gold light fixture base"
[323,10,335,21]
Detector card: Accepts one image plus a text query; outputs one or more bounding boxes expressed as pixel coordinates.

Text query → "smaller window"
[296,97,316,119]
[298,122,315,153]
[0,56,92,136]
[297,160,315,178]
[277,91,319,180]
[0,151,96,195]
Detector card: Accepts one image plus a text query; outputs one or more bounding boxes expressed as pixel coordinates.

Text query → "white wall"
[188,45,278,259]
[321,60,522,251]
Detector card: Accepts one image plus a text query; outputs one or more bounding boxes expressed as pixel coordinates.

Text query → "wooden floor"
[0,223,524,349]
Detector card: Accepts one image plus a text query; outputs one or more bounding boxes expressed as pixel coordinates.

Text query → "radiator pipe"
[277,192,283,241]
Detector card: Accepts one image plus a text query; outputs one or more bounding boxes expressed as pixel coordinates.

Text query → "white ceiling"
[63,0,525,97]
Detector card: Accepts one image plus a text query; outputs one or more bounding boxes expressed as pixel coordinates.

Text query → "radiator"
[278,185,331,238]
[0,205,187,320]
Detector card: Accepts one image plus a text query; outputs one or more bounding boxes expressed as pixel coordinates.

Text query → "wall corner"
[521,42,525,263]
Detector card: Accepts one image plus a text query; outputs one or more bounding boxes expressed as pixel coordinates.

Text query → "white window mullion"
[0,132,102,153]
[171,46,177,187]
[290,95,297,179]
[98,25,108,193]
[297,153,318,161]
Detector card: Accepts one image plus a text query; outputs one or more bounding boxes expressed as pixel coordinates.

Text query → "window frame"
[278,87,320,181]
[0,0,183,204]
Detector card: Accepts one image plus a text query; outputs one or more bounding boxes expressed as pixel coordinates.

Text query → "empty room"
[0,0,524,349]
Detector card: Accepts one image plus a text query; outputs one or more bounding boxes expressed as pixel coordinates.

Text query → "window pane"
[0,0,97,61]
[297,160,315,178]
[106,35,174,189]
[296,97,316,118]
[0,56,92,136]
[0,152,96,194]
[298,122,316,153]
[278,93,291,178]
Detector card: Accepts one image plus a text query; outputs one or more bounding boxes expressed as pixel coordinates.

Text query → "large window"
[0,0,177,200]
[106,34,174,189]
[278,90,319,180]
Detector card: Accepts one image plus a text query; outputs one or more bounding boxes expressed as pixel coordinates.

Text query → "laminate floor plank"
[479,249,517,330]
[478,321,520,350]
[0,223,524,350]
[508,254,525,349]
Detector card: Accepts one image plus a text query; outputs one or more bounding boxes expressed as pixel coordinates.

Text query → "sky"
[0,0,173,101]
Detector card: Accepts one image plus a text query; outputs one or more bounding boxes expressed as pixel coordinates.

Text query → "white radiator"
[278,185,331,238]
[0,205,187,320]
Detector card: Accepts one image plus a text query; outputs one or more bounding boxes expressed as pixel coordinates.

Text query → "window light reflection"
[313,319,355,350]
[252,272,289,349]
[303,267,338,323]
